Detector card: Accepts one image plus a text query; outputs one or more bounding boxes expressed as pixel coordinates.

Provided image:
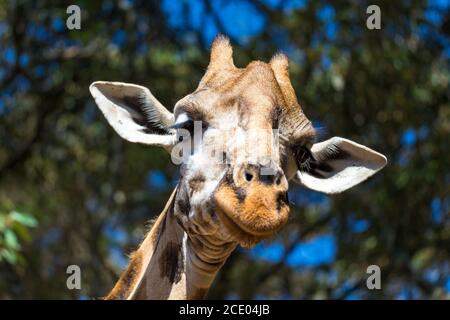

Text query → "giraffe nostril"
[244,171,254,182]
[276,192,289,212]
[275,175,281,185]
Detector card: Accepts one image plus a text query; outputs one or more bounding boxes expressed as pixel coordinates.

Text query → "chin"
[214,184,290,249]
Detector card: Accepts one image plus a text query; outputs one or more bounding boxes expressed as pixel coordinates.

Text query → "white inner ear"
[89,81,175,149]
[296,137,387,194]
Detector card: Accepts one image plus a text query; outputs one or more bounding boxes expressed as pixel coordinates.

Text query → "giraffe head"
[90,36,386,249]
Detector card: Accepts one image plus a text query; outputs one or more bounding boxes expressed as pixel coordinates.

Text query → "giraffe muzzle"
[213,163,290,247]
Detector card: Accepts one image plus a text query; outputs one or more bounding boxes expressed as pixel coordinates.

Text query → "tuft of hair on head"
[209,34,235,69]
[270,53,289,79]
[269,52,303,111]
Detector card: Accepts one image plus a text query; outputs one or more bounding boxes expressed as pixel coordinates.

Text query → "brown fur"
[105,189,179,300]
[188,287,209,300]
[105,250,143,300]
[178,36,315,156]
[159,241,184,284]
[189,174,206,194]
[214,181,289,248]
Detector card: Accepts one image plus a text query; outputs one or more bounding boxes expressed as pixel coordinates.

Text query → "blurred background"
[0,0,449,299]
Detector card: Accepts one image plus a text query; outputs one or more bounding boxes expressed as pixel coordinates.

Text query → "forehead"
[174,61,285,119]
[173,59,316,146]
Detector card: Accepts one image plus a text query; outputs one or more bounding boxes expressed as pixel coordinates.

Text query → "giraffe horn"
[270,53,312,136]
[198,35,236,88]
[270,53,298,108]
[209,34,235,70]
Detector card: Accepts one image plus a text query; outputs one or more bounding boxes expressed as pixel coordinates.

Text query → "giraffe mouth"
[213,183,290,248]
[215,207,271,248]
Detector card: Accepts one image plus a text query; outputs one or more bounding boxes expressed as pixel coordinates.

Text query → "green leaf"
[13,223,32,242]
[1,248,17,264]
[411,247,434,271]
[10,211,38,227]
[0,215,6,231]
[4,229,20,250]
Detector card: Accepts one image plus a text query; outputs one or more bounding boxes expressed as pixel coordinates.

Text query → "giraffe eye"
[172,119,195,131]
[172,111,208,131]
[171,112,195,134]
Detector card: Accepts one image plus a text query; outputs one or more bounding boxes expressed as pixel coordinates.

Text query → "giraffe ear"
[89,81,175,150]
[294,137,387,194]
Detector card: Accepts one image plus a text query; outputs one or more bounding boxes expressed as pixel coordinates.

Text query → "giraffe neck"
[105,187,236,300]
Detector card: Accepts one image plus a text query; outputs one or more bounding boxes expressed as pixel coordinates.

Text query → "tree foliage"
[0,0,448,299]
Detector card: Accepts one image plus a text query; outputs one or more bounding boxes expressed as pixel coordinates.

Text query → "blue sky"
[160,0,320,46]
[249,233,337,267]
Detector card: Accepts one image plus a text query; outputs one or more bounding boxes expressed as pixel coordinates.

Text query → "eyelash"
[171,116,210,144]
[294,146,314,171]
[172,119,195,131]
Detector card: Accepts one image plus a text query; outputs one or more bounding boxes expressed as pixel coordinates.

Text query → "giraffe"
[89,35,387,299]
